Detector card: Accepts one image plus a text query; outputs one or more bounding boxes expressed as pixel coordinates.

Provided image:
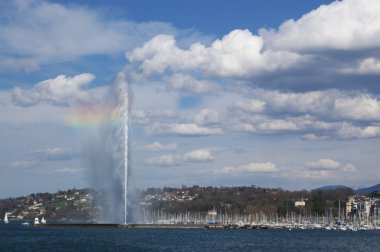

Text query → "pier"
[33,223,206,229]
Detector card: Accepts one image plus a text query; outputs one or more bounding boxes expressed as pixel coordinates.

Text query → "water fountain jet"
[85,72,131,224]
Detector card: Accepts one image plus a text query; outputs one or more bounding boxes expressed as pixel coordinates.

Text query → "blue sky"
[1,0,380,197]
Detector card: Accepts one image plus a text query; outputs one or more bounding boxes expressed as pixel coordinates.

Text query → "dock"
[33,223,206,229]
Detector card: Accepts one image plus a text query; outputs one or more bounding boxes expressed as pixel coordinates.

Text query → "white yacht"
[34,217,40,225]
[4,212,9,224]
[41,217,46,224]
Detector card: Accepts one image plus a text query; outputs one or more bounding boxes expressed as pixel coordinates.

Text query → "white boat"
[4,212,9,224]
[21,222,30,226]
[41,217,46,224]
[34,217,40,225]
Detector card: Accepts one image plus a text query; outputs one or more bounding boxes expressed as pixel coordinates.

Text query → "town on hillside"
[1,185,380,229]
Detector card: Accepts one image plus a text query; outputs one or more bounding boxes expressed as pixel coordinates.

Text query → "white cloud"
[305,159,341,170]
[183,149,214,162]
[233,99,266,113]
[49,167,85,174]
[0,57,39,72]
[230,92,380,139]
[239,89,380,121]
[344,58,380,74]
[295,170,331,179]
[260,0,380,51]
[334,94,380,121]
[12,73,95,107]
[251,89,334,115]
[256,119,299,132]
[236,123,257,133]
[145,123,222,136]
[126,0,380,86]
[236,116,301,133]
[193,109,220,126]
[0,0,176,68]
[145,154,179,166]
[338,123,380,139]
[164,74,218,94]
[342,164,357,173]
[10,160,38,168]
[30,147,78,161]
[127,29,301,78]
[357,58,380,74]
[211,162,278,174]
[301,133,329,141]
[131,109,176,125]
[144,142,178,151]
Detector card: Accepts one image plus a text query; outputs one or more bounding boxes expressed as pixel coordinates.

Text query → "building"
[346,196,380,219]
[294,198,306,207]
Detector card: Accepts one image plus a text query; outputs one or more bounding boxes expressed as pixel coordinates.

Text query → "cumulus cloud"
[183,149,214,162]
[164,74,218,94]
[255,119,299,132]
[30,147,78,161]
[304,158,357,173]
[235,115,303,134]
[246,89,380,121]
[227,88,380,140]
[127,29,301,78]
[145,154,179,166]
[338,123,380,139]
[132,109,176,125]
[301,133,329,141]
[334,94,380,121]
[211,162,278,174]
[342,164,357,173]
[144,141,178,151]
[232,99,266,113]
[193,109,220,126]
[344,58,380,74]
[305,159,341,170]
[144,148,214,166]
[0,0,176,69]
[260,0,380,51]
[125,0,380,94]
[145,123,222,136]
[12,73,95,107]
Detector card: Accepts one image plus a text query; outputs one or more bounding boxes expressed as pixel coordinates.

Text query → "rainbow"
[64,104,120,130]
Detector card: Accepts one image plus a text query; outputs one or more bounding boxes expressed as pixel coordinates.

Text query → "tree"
[311,191,326,215]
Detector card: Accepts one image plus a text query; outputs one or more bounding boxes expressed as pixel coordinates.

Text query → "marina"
[2,221,380,252]
[29,220,380,231]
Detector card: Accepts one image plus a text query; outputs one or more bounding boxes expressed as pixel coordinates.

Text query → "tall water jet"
[84,72,131,224]
[113,72,130,225]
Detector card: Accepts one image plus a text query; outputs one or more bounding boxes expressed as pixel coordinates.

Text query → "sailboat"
[4,212,9,224]
[34,217,40,225]
[41,217,46,224]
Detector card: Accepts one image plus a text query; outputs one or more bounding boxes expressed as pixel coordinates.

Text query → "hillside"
[355,183,380,195]
[2,184,375,221]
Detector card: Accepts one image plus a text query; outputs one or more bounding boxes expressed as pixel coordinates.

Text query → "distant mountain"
[314,185,352,191]
[355,183,380,195]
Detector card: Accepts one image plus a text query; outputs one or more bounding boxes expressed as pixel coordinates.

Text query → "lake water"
[1,222,379,251]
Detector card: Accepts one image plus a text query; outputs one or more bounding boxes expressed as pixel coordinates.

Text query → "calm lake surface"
[1,222,379,252]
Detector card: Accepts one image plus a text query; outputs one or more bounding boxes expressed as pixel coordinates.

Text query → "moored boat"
[4,212,9,224]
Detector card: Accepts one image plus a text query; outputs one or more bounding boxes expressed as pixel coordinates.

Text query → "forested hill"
[142,185,356,217]
[2,185,378,221]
